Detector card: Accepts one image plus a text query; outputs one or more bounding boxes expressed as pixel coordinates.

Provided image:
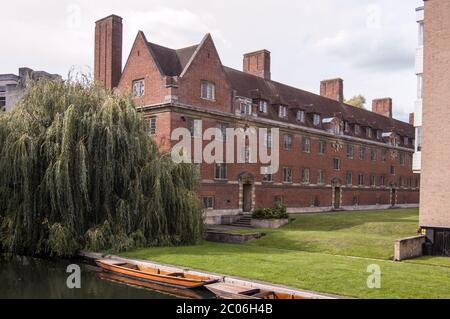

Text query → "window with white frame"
[284,134,293,150]
[400,152,405,166]
[313,114,321,126]
[202,197,214,209]
[333,158,341,171]
[358,174,365,186]
[354,124,361,135]
[217,123,228,141]
[201,80,215,100]
[263,173,273,182]
[370,175,376,187]
[317,169,325,185]
[149,117,156,136]
[403,137,409,146]
[371,148,377,161]
[347,144,354,159]
[359,146,366,160]
[302,137,311,153]
[344,121,350,133]
[240,101,252,115]
[283,167,293,183]
[301,168,310,184]
[377,130,382,140]
[264,131,273,149]
[187,118,201,138]
[259,100,268,113]
[346,171,353,186]
[279,105,288,118]
[241,145,252,163]
[318,140,326,155]
[380,175,386,187]
[132,79,145,97]
[215,163,227,180]
[297,110,305,123]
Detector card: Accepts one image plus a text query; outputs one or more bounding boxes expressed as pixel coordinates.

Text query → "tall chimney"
[320,78,344,103]
[94,15,123,90]
[409,112,415,126]
[372,98,393,118]
[243,50,271,80]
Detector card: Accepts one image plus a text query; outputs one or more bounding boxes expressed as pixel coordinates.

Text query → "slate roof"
[146,42,198,77]
[144,36,414,141]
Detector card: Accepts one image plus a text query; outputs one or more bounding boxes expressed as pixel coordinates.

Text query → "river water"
[0,255,212,299]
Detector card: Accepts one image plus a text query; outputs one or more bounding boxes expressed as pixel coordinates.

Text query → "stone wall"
[394,235,425,261]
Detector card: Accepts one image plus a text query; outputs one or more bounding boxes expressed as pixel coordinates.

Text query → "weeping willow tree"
[0,80,203,257]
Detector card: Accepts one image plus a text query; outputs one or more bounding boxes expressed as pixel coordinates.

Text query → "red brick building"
[94,15,419,224]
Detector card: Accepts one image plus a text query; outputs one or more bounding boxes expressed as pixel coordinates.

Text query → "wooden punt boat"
[95,259,218,289]
[205,283,306,300]
[97,272,206,299]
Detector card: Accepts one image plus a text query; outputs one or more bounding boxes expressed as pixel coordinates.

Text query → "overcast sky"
[1,0,423,122]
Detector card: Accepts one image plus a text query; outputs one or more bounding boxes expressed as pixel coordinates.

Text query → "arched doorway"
[331,178,343,210]
[238,172,255,213]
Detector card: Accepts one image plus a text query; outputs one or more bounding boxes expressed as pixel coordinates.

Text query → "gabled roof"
[146,42,199,76]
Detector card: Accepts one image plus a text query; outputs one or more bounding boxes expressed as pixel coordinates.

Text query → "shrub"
[252,206,288,220]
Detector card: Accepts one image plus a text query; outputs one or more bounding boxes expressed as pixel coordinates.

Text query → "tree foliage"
[0,80,203,257]
[345,95,366,109]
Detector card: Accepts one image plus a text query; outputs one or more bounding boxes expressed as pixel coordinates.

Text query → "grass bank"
[121,209,450,298]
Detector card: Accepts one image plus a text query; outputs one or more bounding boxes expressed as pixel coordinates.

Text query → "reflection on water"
[0,255,210,299]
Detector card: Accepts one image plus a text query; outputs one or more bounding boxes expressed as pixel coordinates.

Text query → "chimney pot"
[372,98,393,118]
[320,78,344,103]
[243,50,271,80]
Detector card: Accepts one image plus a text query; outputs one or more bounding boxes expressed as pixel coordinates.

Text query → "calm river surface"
[0,255,211,299]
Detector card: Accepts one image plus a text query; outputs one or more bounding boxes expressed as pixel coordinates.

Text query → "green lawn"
[121,208,450,299]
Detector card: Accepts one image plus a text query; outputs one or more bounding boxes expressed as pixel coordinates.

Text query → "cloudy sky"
[2,0,423,122]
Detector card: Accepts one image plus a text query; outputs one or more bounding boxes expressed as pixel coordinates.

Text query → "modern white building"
[0,68,60,112]
[413,6,424,173]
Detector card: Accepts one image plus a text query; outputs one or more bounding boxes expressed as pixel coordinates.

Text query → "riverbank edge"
[79,251,343,299]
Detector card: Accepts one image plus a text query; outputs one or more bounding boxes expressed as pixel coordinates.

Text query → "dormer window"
[403,137,409,146]
[279,105,288,118]
[377,130,382,140]
[344,121,350,133]
[297,110,305,123]
[200,80,215,100]
[240,101,252,115]
[354,125,361,135]
[258,100,268,113]
[313,114,321,126]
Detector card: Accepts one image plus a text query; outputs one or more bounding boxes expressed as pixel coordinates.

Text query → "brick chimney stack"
[409,113,415,126]
[94,15,123,90]
[243,50,271,80]
[372,98,393,118]
[320,78,344,103]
